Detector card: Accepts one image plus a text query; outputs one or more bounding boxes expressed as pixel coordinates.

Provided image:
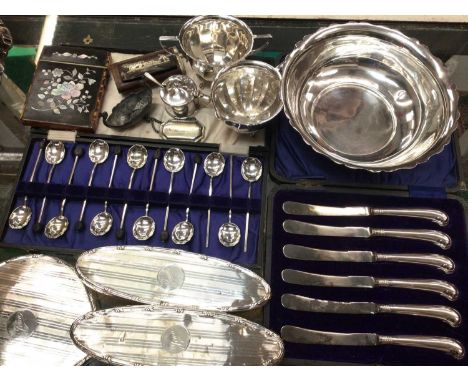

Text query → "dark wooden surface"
[50,16,468,61]
[1,16,45,46]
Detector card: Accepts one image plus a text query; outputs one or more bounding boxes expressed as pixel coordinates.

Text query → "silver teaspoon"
[132,148,161,240]
[116,144,148,240]
[90,145,122,236]
[204,152,225,247]
[172,153,201,244]
[160,148,185,242]
[44,146,84,239]
[75,139,109,232]
[218,155,241,248]
[9,139,45,229]
[32,141,66,233]
[241,157,262,253]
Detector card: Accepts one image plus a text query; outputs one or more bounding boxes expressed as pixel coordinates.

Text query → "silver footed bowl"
[178,15,254,69]
[211,60,283,132]
[281,23,459,172]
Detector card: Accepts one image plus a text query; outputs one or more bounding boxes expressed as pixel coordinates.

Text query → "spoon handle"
[205,176,213,248]
[37,163,56,224]
[243,183,252,253]
[24,140,45,205]
[161,171,174,242]
[78,162,98,223]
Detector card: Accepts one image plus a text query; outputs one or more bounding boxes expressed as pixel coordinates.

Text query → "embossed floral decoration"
[32,67,97,114]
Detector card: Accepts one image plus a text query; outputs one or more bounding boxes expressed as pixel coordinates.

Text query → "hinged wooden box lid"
[21,45,109,133]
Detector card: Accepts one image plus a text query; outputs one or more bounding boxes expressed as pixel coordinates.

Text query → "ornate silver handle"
[371,228,451,250]
[378,335,465,359]
[375,253,455,274]
[375,278,459,301]
[159,35,179,50]
[371,208,449,226]
[251,34,273,53]
[377,304,461,327]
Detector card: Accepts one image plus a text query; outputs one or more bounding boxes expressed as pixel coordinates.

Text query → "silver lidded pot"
[159,15,272,82]
[159,75,199,118]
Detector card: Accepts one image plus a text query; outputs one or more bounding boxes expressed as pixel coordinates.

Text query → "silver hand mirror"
[172,154,201,244]
[132,149,161,240]
[241,157,262,252]
[203,152,225,248]
[9,139,45,229]
[161,148,185,242]
[218,155,241,247]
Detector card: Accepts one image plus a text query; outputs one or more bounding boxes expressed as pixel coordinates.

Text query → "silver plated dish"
[0,255,95,365]
[71,305,284,366]
[75,246,271,311]
[160,15,271,81]
[281,23,459,171]
[211,60,283,133]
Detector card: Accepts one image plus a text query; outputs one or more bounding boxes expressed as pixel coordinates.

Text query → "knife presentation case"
[264,112,468,365]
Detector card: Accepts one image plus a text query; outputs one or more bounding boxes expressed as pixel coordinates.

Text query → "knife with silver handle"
[281,294,462,327]
[283,220,452,250]
[283,201,449,226]
[281,326,465,360]
[283,244,455,274]
[282,269,459,301]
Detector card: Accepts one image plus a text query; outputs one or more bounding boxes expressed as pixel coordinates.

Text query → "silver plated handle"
[159,35,179,50]
[377,304,461,327]
[377,335,465,359]
[371,228,451,250]
[371,208,449,226]
[251,34,273,54]
[375,278,459,301]
[375,253,455,274]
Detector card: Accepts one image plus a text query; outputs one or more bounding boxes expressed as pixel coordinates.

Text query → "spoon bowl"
[132,216,156,241]
[9,206,32,229]
[172,220,194,244]
[89,139,109,164]
[44,215,69,239]
[204,152,225,177]
[45,141,65,165]
[127,145,148,169]
[90,211,113,237]
[241,157,262,182]
[218,222,241,247]
[163,148,185,173]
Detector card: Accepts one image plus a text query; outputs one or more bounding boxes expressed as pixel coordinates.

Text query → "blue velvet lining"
[3,139,264,264]
[274,112,458,188]
[268,188,468,365]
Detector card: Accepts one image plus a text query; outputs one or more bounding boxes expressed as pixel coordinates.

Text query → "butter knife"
[281,326,465,360]
[281,269,459,301]
[283,220,452,250]
[283,244,455,274]
[281,294,462,327]
[283,201,449,226]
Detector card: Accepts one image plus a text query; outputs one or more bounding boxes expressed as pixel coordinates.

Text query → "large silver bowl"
[281,23,459,171]
[211,60,282,133]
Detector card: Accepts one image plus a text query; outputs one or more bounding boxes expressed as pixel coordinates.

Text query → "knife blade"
[282,220,451,250]
[281,294,462,327]
[282,244,455,273]
[281,269,458,301]
[280,326,465,359]
[282,201,449,226]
